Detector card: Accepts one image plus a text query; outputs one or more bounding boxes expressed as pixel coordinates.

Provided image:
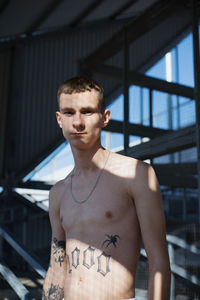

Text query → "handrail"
[140,233,200,300]
[167,234,200,255]
[0,227,46,278]
[0,227,199,299]
[0,260,35,300]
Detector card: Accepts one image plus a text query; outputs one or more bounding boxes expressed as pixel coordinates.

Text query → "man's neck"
[71,145,108,175]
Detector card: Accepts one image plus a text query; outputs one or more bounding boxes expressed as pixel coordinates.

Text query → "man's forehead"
[59,90,100,106]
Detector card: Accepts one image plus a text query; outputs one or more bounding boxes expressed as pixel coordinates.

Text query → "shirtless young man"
[42,77,171,300]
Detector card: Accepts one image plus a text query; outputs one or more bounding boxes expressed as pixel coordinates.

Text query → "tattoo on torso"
[66,234,120,277]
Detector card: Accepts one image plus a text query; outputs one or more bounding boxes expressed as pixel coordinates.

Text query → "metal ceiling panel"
[37,0,95,30]
[82,0,134,22]
[0,0,56,38]
[121,0,157,17]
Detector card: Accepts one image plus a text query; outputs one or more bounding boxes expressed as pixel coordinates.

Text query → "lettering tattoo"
[43,284,64,300]
[102,234,120,248]
[52,237,66,266]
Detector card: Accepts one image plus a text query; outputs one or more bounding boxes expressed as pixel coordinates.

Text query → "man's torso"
[56,153,142,300]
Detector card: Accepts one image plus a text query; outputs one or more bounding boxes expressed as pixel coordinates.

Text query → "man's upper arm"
[130,161,168,262]
[48,185,67,269]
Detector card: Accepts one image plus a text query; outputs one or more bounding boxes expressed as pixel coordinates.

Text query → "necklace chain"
[70,151,110,204]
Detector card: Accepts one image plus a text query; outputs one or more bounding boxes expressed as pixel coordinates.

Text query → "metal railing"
[0,227,200,299]
[140,234,200,299]
[0,227,46,300]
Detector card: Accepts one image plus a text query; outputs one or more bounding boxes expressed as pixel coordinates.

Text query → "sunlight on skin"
[65,239,134,300]
[153,272,162,300]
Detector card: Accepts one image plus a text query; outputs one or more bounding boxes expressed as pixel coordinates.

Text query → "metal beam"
[70,0,103,27]
[118,125,196,160]
[84,0,178,63]
[153,163,197,188]
[25,0,64,34]
[192,0,200,223]
[14,180,52,191]
[0,227,46,278]
[16,134,64,182]
[123,28,129,152]
[0,0,9,15]
[88,63,194,99]
[158,173,197,188]
[110,0,138,20]
[0,260,33,300]
[105,120,173,137]
[153,162,197,175]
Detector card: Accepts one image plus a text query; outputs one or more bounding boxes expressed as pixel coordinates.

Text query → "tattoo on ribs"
[43,284,64,300]
[102,234,120,248]
[52,237,66,266]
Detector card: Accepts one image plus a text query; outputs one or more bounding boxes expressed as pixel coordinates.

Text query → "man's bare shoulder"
[49,172,72,201]
[109,151,150,177]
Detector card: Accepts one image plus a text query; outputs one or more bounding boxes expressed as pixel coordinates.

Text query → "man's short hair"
[57,76,105,112]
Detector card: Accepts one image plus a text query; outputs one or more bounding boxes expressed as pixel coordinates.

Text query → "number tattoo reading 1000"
[52,234,120,277]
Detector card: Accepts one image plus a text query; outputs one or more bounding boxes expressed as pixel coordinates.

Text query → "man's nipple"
[105,211,113,219]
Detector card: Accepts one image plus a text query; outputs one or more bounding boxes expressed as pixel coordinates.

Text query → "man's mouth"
[71,132,86,136]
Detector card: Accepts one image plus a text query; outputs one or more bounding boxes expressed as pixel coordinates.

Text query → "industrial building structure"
[0,0,200,299]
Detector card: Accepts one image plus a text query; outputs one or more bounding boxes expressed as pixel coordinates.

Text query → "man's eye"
[83,111,93,115]
[64,111,73,115]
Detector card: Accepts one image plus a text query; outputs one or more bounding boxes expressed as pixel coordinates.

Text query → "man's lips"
[71,132,86,136]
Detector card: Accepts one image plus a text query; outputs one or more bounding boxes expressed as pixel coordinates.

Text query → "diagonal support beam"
[118,125,196,160]
[26,0,64,34]
[84,63,194,99]
[84,0,179,63]
[70,0,103,27]
[105,120,172,138]
[153,163,197,188]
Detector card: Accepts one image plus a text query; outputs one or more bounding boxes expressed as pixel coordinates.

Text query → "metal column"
[192,0,200,224]
[123,29,129,153]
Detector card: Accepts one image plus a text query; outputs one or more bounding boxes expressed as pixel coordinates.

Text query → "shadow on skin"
[48,157,170,300]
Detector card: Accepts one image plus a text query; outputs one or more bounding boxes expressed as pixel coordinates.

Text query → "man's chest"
[60,176,133,232]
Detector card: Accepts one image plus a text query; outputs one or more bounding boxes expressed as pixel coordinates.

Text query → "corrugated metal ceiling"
[0,0,158,39]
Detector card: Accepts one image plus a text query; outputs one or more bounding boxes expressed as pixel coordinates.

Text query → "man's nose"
[72,113,84,129]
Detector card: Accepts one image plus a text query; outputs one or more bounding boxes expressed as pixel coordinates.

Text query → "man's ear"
[56,111,62,128]
[101,109,111,128]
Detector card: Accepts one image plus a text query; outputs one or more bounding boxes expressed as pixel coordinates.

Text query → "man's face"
[56,90,110,150]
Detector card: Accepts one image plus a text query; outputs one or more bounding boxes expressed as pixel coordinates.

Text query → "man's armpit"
[52,237,66,266]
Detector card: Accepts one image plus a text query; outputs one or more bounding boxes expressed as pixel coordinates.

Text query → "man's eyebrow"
[81,106,96,110]
[60,107,74,111]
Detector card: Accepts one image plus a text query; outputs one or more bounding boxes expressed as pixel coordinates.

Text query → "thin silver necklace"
[70,151,110,204]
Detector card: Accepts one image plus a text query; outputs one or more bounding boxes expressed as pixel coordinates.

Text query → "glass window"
[101,131,124,152]
[146,56,166,80]
[152,91,168,129]
[176,33,194,87]
[107,94,123,121]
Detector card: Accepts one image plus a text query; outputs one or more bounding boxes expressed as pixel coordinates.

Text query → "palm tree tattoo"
[102,234,120,248]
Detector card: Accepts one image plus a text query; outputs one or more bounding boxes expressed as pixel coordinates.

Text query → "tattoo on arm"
[52,237,66,266]
[43,284,64,300]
